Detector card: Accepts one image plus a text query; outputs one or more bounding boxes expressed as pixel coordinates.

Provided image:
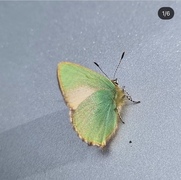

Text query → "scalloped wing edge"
[69,109,120,148]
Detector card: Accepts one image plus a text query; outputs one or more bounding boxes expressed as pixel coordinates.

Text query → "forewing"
[57,62,115,110]
[71,89,118,147]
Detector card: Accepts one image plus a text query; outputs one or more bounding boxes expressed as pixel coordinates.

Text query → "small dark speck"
[129,141,132,144]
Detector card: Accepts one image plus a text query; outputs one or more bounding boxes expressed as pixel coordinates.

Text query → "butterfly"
[57,52,140,148]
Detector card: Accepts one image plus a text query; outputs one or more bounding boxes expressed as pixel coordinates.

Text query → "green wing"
[57,62,115,110]
[71,89,118,147]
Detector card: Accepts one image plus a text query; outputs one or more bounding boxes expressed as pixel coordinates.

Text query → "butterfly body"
[57,62,127,147]
[113,81,126,111]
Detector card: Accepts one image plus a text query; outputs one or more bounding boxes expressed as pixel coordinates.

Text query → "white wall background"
[0,2,181,180]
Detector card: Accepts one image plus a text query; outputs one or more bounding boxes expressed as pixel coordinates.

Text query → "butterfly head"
[111,78,119,86]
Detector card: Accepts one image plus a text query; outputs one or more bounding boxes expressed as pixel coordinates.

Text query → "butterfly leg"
[119,114,125,124]
[118,111,125,124]
[123,87,140,104]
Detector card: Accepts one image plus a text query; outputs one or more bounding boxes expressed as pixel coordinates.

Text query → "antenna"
[113,52,125,79]
[94,62,109,78]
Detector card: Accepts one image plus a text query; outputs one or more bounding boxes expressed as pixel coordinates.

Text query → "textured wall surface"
[0,2,181,180]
